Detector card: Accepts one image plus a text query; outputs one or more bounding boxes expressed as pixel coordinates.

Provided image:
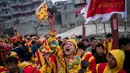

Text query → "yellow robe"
[103,39,113,54]
[0,66,7,73]
[96,49,125,73]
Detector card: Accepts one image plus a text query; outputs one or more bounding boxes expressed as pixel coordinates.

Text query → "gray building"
[0,0,129,36]
[0,0,86,36]
[0,0,43,21]
[56,2,85,26]
[0,0,57,36]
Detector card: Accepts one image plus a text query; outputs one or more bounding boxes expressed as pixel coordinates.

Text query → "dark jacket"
[31,44,38,55]
[94,53,107,64]
[6,68,23,73]
[123,51,130,73]
[13,46,24,59]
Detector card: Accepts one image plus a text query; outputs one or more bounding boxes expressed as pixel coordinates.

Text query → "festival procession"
[0,0,130,73]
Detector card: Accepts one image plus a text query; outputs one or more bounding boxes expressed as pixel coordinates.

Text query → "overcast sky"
[51,0,67,4]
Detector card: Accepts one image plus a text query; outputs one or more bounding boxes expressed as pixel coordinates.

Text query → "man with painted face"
[57,39,96,73]
[96,49,126,73]
[57,39,79,73]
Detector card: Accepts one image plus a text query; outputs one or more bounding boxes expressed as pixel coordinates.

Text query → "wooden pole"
[103,23,107,36]
[82,24,86,40]
[96,23,98,37]
[124,21,127,38]
[93,21,98,37]
[124,0,128,38]
[110,14,119,49]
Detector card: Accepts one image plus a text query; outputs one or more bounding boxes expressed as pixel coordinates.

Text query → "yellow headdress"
[65,39,78,49]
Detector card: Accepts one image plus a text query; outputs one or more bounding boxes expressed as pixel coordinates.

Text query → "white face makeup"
[63,42,75,56]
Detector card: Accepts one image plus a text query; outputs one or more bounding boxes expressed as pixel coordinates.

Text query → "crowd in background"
[0,33,130,73]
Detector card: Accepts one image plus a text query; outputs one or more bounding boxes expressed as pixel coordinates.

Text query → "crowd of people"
[0,32,130,73]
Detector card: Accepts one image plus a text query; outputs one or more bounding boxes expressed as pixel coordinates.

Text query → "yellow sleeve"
[39,64,51,73]
[52,63,56,73]
[85,71,92,73]
[96,64,100,73]
[103,42,107,54]
[103,42,107,49]
[18,62,32,68]
[1,71,6,73]
[39,64,47,72]
[18,63,25,68]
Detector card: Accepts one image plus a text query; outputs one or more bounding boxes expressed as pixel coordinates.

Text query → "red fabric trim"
[36,51,42,66]
[89,59,96,73]
[0,68,7,72]
[98,63,107,73]
[24,65,32,69]
[50,54,56,63]
[84,53,92,60]
[83,53,96,73]
[118,70,126,73]
[23,65,37,73]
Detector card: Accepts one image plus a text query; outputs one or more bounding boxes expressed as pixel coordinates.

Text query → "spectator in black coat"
[94,43,107,64]
[119,38,130,73]
[58,36,63,48]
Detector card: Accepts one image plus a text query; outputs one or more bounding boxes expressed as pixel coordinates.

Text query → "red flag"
[74,3,87,14]
[81,0,125,24]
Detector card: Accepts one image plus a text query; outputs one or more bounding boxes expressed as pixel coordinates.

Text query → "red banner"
[75,4,87,14]
[87,0,124,18]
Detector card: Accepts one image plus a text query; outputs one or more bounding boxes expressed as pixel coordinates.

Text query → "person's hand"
[44,53,51,60]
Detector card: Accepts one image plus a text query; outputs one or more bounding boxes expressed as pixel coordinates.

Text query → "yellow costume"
[42,39,51,53]
[0,66,7,73]
[57,39,96,73]
[18,61,35,68]
[34,49,45,66]
[47,37,61,54]
[96,49,126,73]
[39,54,57,73]
[57,39,81,73]
[103,39,113,54]
[57,55,81,73]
